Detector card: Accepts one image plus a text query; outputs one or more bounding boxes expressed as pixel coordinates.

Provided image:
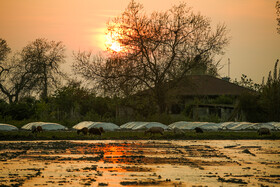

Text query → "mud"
[0,140,279,186]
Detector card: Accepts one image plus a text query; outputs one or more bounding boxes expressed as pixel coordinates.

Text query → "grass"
[0,130,280,141]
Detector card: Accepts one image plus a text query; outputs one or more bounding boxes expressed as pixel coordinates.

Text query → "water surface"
[0,140,279,186]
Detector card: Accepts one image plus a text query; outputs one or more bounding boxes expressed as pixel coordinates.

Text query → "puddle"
[0,140,279,186]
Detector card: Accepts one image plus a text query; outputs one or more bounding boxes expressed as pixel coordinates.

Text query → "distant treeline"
[0,36,279,127]
[1,59,280,128]
[1,1,280,126]
[237,60,280,123]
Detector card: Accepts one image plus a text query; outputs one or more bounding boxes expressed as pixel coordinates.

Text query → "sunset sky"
[0,0,279,83]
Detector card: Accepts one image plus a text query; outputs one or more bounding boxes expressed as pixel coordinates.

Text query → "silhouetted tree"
[0,39,39,103]
[6,97,37,120]
[21,38,66,101]
[233,74,261,92]
[0,38,66,103]
[260,59,280,121]
[53,80,94,120]
[238,92,265,122]
[0,38,11,101]
[0,99,9,118]
[73,1,229,113]
[52,80,115,121]
[237,60,280,122]
[0,38,11,62]
[276,1,280,34]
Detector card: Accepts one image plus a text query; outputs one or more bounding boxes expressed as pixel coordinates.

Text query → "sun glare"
[109,40,122,52]
[105,31,123,53]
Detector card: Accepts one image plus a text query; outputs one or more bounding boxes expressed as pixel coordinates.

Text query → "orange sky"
[0,0,279,83]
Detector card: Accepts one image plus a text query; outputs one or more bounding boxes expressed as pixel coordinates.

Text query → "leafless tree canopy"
[21,38,66,100]
[0,39,11,62]
[73,1,229,113]
[0,38,66,103]
[277,1,280,34]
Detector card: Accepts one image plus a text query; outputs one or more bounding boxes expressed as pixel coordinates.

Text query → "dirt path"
[0,140,279,186]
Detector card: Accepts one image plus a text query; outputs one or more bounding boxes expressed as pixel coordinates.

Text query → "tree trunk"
[42,63,48,101]
[8,95,13,104]
[155,88,167,114]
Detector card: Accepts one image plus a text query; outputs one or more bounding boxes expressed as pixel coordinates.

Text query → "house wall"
[192,105,234,121]
[221,107,234,121]
[116,105,135,121]
[193,107,209,120]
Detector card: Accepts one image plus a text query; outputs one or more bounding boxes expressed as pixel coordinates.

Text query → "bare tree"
[277,1,280,34]
[0,38,11,62]
[0,38,12,102]
[0,54,37,103]
[0,38,38,103]
[21,38,66,100]
[73,1,229,113]
[0,38,66,103]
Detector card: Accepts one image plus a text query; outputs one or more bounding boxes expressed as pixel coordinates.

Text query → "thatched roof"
[171,75,253,96]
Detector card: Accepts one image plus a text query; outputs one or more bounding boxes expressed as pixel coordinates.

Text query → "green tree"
[6,97,37,120]
[52,80,115,121]
[260,59,280,121]
[237,60,280,122]
[0,99,9,119]
[73,0,229,113]
[52,80,94,120]
[238,92,265,122]
[233,74,261,91]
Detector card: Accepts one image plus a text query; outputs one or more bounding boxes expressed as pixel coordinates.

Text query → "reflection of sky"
[0,0,279,83]
[0,140,279,186]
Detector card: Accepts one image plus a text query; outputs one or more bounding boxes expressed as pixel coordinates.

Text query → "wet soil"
[0,140,279,186]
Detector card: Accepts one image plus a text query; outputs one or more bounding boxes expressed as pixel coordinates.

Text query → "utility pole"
[228,58,230,78]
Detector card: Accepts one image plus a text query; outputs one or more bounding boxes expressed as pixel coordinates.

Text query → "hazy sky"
[0,0,279,83]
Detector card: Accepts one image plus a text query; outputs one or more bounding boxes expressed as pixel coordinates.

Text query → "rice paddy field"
[0,139,279,186]
[0,130,280,141]
[0,130,279,186]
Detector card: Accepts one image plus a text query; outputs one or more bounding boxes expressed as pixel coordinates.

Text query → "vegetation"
[0,81,117,128]
[20,38,66,101]
[237,60,280,122]
[0,130,279,141]
[1,57,279,127]
[233,74,261,92]
[73,0,229,113]
[0,1,279,128]
[0,38,65,103]
[260,60,280,121]
[276,1,280,34]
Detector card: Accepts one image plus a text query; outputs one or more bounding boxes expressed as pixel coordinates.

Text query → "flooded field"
[0,140,279,186]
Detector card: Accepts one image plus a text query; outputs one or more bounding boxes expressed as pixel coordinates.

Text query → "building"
[168,75,253,121]
[117,75,253,121]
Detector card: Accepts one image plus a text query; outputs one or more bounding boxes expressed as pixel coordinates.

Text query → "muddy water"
[0,140,279,186]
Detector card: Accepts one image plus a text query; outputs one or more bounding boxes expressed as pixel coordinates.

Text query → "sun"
[105,31,123,53]
[108,40,122,52]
